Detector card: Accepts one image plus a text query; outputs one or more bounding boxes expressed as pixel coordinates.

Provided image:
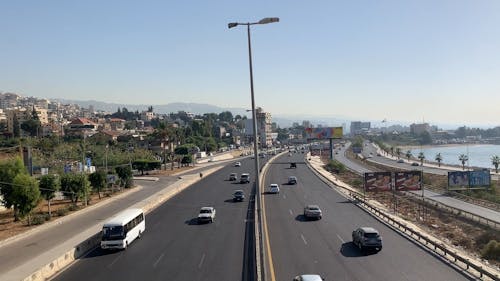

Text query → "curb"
[20,165,225,281]
[0,185,144,249]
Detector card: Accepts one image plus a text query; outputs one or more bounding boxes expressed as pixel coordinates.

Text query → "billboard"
[448,171,469,190]
[305,127,343,139]
[364,172,392,192]
[469,170,491,187]
[395,171,422,191]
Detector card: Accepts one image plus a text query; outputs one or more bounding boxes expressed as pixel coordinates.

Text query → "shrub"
[68,204,79,212]
[31,214,48,225]
[56,208,68,217]
[324,160,346,173]
[481,240,500,261]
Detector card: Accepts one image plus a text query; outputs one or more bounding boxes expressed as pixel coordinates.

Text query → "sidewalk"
[0,161,228,281]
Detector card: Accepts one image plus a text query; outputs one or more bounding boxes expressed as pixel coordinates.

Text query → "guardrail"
[342,150,500,231]
[403,189,500,230]
[306,156,500,281]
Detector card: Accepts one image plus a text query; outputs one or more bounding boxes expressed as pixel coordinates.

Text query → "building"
[243,107,273,148]
[5,107,49,135]
[350,121,371,135]
[410,123,431,135]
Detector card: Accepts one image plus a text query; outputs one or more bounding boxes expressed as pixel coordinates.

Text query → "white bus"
[101,208,145,250]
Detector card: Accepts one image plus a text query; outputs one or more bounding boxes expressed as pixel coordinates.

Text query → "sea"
[406,144,500,169]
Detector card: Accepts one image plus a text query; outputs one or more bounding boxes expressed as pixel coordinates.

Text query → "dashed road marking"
[198,253,206,268]
[301,234,308,245]
[153,252,165,268]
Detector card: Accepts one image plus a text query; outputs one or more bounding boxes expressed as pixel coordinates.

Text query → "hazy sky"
[1,1,499,126]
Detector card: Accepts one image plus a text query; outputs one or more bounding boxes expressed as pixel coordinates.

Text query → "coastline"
[399,143,495,150]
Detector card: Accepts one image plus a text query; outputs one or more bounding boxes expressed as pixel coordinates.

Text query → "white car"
[269,184,280,194]
[293,275,324,281]
[197,207,216,223]
[235,162,241,167]
[303,205,322,220]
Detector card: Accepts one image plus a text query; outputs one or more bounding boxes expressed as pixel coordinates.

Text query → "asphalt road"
[337,142,500,223]
[263,152,471,281]
[52,157,266,281]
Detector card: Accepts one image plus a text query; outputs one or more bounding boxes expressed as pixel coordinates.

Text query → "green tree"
[417,152,425,166]
[88,171,107,199]
[0,157,29,219]
[492,155,500,173]
[115,166,133,188]
[419,131,432,145]
[435,153,443,167]
[12,174,41,223]
[459,154,469,170]
[60,173,90,204]
[20,106,41,137]
[39,174,60,217]
[405,150,412,161]
[396,147,402,159]
[132,160,161,175]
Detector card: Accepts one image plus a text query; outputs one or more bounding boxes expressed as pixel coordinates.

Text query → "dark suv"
[352,227,382,252]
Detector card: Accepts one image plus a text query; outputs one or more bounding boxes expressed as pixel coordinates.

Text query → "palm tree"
[492,155,500,173]
[417,152,425,166]
[405,150,412,161]
[396,147,402,159]
[390,146,395,156]
[435,153,443,167]
[458,154,469,170]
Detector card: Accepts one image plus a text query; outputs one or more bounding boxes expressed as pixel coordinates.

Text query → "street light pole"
[228,17,279,200]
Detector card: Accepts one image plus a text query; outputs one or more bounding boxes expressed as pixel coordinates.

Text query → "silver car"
[293,275,324,281]
[303,205,322,220]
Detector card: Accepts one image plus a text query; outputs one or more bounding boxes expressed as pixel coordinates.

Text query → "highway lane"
[53,157,263,281]
[263,152,471,281]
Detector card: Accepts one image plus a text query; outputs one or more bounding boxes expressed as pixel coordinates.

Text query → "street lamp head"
[228,22,238,29]
[258,17,279,24]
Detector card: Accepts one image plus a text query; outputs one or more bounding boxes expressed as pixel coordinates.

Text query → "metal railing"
[306,157,500,281]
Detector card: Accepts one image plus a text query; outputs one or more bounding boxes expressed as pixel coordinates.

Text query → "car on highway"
[234,162,241,167]
[197,207,216,223]
[240,173,250,183]
[290,162,297,168]
[303,205,322,220]
[288,176,297,185]
[233,190,245,202]
[293,274,324,281]
[397,159,405,163]
[269,183,280,194]
[352,227,382,252]
[411,162,420,166]
[229,173,237,181]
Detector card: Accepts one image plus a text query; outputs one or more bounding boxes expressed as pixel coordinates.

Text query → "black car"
[233,190,245,201]
[288,176,297,185]
[290,162,297,168]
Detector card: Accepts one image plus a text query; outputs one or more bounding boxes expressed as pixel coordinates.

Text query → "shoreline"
[399,143,498,150]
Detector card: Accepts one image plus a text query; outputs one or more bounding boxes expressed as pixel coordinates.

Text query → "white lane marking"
[289,209,293,215]
[198,253,206,268]
[107,252,123,268]
[153,252,165,268]
[336,234,345,243]
[283,194,286,199]
[301,234,308,245]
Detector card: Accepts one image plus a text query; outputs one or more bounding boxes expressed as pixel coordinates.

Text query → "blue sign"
[86,157,91,168]
[469,170,491,187]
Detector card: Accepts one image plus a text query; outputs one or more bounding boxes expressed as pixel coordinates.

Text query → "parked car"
[293,275,324,281]
[229,173,237,181]
[303,205,322,220]
[197,207,216,223]
[288,176,297,185]
[352,227,382,252]
[240,173,250,183]
[233,190,245,202]
[269,183,280,194]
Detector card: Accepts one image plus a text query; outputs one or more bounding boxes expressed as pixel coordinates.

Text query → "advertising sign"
[364,172,392,192]
[469,170,491,188]
[305,127,343,139]
[395,171,422,191]
[447,171,469,190]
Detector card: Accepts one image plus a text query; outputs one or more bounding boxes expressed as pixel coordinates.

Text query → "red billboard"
[364,172,392,192]
[395,171,422,191]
